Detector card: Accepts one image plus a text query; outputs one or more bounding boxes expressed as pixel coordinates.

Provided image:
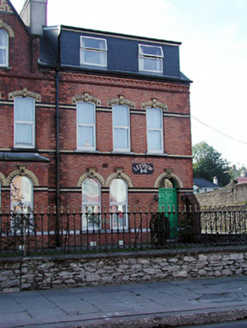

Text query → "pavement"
[1,277,247,328]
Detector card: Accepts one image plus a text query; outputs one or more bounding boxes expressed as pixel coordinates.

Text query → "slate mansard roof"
[39,25,191,83]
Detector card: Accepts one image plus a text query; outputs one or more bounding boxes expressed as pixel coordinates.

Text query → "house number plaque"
[132,163,154,174]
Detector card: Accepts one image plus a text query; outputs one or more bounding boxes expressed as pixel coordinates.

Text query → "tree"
[192,141,231,186]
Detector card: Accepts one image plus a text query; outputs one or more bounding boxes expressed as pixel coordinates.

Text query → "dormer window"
[0,29,8,67]
[80,36,107,67]
[139,44,163,73]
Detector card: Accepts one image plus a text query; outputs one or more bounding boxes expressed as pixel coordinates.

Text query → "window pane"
[82,37,106,50]
[78,126,94,147]
[147,108,162,128]
[148,130,162,150]
[82,205,101,229]
[81,49,106,66]
[15,98,34,121]
[0,49,6,65]
[140,45,163,57]
[113,105,129,126]
[114,128,128,148]
[77,102,95,124]
[11,176,32,204]
[110,179,127,202]
[0,30,7,46]
[141,57,162,72]
[15,124,33,145]
[82,178,100,203]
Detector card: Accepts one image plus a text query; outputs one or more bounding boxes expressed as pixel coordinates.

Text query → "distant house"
[193,178,220,193]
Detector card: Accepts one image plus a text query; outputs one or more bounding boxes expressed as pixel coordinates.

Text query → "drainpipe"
[56,71,60,247]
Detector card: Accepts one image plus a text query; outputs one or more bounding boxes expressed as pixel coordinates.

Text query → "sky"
[10,0,247,168]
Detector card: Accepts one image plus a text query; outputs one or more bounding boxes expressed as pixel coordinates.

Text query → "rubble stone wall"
[195,183,247,207]
[1,247,247,293]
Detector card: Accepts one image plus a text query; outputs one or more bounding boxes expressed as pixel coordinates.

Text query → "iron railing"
[0,206,247,255]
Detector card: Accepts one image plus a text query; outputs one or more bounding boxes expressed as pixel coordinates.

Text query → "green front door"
[158,188,177,239]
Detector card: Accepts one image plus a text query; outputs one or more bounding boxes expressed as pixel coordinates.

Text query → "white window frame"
[0,29,8,67]
[14,97,35,149]
[77,102,96,151]
[139,44,163,73]
[112,105,130,152]
[110,179,128,230]
[82,178,101,231]
[80,36,107,67]
[146,107,164,153]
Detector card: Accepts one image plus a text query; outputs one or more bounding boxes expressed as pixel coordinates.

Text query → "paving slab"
[1,276,247,328]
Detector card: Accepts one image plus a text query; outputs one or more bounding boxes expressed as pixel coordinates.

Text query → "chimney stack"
[20,0,48,36]
[213,176,218,185]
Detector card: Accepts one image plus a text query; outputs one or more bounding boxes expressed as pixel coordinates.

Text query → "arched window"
[0,29,8,67]
[14,97,35,148]
[82,178,101,230]
[146,107,163,153]
[77,102,96,151]
[11,176,33,212]
[109,179,128,229]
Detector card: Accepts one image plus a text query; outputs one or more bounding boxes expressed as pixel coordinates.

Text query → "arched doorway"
[158,178,177,239]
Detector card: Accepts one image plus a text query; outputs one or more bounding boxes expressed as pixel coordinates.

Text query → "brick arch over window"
[72,92,101,106]
[108,95,135,109]
[6,166,39,186]
[0,172,7,186]
[77,168,105,187]
[0,19,15,38]
[142,98,168,111]
[106,168,133,188]
[154,169,183,189]
[8,88,41,102]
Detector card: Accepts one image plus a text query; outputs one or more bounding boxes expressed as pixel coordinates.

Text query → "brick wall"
[0,6,193,214]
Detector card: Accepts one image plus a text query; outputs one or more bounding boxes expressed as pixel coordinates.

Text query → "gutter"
[38,59,192,84]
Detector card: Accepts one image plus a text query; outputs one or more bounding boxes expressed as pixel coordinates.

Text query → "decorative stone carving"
[106,168,133,188]
[76,169,105,187]
[72,92,101,106]
[154,169,183,189]
[108,95,135,109]
[0,19,15,37]
[8,88,41,102]
[6,167,39,186]
[142,98,168,111]
[0,172,7,186]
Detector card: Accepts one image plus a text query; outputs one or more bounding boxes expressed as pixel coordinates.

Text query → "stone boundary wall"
[195,183,247,207]
[1,247,247,293]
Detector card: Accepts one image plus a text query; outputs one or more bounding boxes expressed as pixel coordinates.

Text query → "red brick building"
[0,0,193,239]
